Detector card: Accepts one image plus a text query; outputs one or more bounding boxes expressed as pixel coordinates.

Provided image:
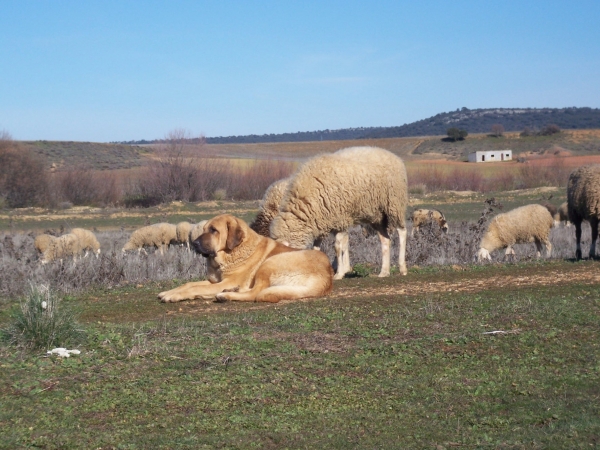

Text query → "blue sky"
[1,1,599,142]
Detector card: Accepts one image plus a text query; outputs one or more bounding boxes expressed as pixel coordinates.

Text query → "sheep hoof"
[377,271,390,278]
[333,273,345,280]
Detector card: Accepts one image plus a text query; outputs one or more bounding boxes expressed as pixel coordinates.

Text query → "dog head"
[192,214,247,257]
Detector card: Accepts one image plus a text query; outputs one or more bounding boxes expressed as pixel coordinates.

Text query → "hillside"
[198,107,600,144]
[21,140,149,170]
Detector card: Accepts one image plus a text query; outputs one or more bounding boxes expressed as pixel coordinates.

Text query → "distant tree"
[446,127,468,141]
[539,124,561,136]
[490,124,505,137]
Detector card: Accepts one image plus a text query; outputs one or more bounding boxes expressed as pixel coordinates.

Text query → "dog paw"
[214,293,230,303]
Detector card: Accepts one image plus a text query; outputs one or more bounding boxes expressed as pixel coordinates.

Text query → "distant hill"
[118,107,600,145]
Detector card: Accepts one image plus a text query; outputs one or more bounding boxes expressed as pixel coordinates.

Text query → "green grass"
[1,261,598,448]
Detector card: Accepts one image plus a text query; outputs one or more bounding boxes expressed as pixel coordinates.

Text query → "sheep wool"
[34,234,56,254]
[122,223,177,255]
[41,233,81,263]
[71,228,101,257]
[270,146,409,277]
[411,209,448,235]
[250,177,291,237]
[567,165,600,259]
[477,204,554,261]
[176,221,193,249]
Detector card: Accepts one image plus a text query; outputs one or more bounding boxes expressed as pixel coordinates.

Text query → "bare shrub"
[0,133,50,208]
[228,159,297,200]
[50,166,122,206]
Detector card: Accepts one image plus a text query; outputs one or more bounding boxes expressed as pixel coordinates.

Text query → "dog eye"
[210,227,217,234]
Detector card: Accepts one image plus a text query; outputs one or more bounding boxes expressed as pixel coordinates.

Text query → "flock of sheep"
[32,147,600,272]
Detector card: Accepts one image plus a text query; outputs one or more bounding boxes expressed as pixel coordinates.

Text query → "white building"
[468,150,512,163]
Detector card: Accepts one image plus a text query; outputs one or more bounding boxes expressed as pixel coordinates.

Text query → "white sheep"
[175,221,193,250]
[567,165,600,259]
[122,223,177,255]
[249,178,291,237]
[270,146,409,279]
[411,209,449,236]
[40,233,81,263]
[70,228,101,257]
[34,234,56,254]
[250,178,352,278]
[477,204,554,261]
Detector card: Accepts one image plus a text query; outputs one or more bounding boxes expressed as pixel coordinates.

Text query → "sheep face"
[270,212,314,249]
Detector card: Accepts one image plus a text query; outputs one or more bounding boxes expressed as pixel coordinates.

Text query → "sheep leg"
[575,221,583,260]
[397,227,408,276]
[377,231,391,277]
[534,241,543,259]
[504,246,516,261]
[333,231,350,280]
[590,218,598,259]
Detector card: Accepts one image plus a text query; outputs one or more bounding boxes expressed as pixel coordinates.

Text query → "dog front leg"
[158,279,240,303]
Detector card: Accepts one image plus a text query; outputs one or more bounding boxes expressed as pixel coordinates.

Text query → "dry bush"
[50,166,122,206]
[0,132,50,208]
[228,159,297,200]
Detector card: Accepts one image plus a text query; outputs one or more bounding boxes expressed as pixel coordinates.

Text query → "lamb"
[122,223,177,255]
[34,234,56,254]
[270,146,409,279]
[40,233,81,263]
[567,165,600,259]
[70,228,101,257]
[175,221,193,250]
[411,209,448,236]
[477,204,554,261]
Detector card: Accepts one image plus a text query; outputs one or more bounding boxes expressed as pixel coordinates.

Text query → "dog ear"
[226,217,245,250]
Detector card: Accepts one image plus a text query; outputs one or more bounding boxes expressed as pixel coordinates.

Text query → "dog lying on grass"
[158,214,333,303]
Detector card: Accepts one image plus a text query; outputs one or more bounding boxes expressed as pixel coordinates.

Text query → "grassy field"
[0,261,599,448]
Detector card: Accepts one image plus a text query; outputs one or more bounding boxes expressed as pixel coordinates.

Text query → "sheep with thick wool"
[34,234,56,254]
[567,165,600,259]
[40,233,81,263]
[411,209,448,236]
[122,223,177,255]
[176,221,193,250]
[71,228,101,257]
[477,204,554,261]
[250,178,291,236]
[270,146,409,278]
[250,177,352,279]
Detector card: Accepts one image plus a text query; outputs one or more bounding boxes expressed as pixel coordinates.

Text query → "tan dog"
[158,214,334,303]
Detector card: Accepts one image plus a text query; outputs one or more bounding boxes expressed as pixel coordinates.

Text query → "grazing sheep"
[567,165,600,259]
[122,223,177,255]
[557,201,570,227]
[250,177,353,277]
[270,146,409,279]
[411,209,448,236]
[176,221,193,250]
[70,228,101,257]
[477,204,554,261]
[40,233,81,263]
[34,234,56,254]
[189,220,209,244]
[250,177,291,236]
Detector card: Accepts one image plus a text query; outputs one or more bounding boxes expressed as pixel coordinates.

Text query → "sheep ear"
[226,218,245,250]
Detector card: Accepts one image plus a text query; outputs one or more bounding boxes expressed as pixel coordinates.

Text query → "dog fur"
[157,214,334,303]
